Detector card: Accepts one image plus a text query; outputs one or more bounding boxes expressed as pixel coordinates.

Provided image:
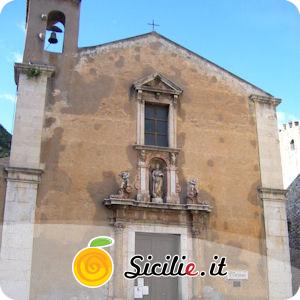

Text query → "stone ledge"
[258,187,287,201]
[103,197,212,213]
[249,94,281,107]
[133,144,181,153]
[5,166,43,184]
[14,63,55,84]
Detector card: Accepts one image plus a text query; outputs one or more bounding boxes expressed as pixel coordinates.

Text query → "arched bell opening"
[44,11,65,53]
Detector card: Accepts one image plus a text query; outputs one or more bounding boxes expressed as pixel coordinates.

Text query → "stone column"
[10,63,55,169]
[190,210,209,300]
[251,95,292,299]
[137,150,149,202]
[168,96,178,149]
[113,222,126,300]
[0,168,42,299]
[168,152,180,203]
[0,63,54,300]
[259,188,292,299]
[136,90,144,145]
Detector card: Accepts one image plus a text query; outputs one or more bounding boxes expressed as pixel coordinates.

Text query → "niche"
[149,158,167,203]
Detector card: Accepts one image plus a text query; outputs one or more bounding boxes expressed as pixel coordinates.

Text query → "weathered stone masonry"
[0,0,293,299]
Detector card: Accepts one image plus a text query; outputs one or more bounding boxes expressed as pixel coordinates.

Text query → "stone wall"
[287,175,300,294]
[0,157,8,242]
[27,33,272,299]
[279,121,300,188]
[0,125,11,158]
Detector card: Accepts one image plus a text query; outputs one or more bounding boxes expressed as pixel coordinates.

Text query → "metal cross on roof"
[148,20,160,31]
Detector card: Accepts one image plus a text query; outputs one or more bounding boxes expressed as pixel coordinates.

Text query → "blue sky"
[0,0,300,133]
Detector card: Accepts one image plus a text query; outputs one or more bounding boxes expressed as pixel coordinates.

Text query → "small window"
[145,104,168,147]
[290,139,295,150]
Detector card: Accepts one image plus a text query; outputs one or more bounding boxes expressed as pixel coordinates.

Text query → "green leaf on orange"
[89,236,114,248]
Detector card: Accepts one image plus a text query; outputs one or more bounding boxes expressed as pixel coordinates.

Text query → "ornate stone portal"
[103,73,212,235]
[103,73,212,300]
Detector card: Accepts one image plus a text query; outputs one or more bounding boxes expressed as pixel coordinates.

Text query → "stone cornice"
[26,0,81,23]
[258,187,287,201]
[133,144,181,154]
[14,63,55,85]
[103,198,212,213]
[249,95,281,107]
[5,166,43,184]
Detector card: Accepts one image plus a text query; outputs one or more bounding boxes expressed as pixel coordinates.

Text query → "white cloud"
[0,93,16,102]
[7,51,23,63]
[0,0,14,14]
[277,111,299,125]
[12,52,23,62]
[287,0,300,14]
[17,21,26,33]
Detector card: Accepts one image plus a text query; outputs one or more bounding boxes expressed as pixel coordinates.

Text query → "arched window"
[44,11,65,53]
[290,139,295,151]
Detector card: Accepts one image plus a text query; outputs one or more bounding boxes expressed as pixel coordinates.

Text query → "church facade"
[0,0,293,299]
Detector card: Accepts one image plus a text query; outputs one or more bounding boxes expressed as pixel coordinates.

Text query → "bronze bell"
[48,32,58,44]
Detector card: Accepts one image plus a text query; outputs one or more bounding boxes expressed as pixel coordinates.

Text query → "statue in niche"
[187,179,199,203]
[151,164,164,203]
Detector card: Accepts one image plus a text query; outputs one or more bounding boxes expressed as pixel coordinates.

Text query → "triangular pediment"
[133,73,183,95]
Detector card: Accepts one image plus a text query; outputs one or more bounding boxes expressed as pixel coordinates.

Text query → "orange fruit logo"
[72,236,114,288]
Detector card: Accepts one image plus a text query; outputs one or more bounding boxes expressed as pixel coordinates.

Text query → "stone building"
[279,122,300,294]
[279,121,300,189]
[0,0,292,299]
[0,125,12,158]
[286,175,300,294]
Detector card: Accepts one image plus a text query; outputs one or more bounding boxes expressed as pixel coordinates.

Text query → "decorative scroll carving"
[114,221,125,232]
[170,152,177,165]
[139,150,146,162]
[176,175,181,194]
[190,211,210,239]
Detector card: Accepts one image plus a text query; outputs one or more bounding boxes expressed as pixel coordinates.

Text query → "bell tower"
[0,1,81,300]
[24,0,81,64]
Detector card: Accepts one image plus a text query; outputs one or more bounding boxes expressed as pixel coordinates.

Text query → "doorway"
[135,232,180,300]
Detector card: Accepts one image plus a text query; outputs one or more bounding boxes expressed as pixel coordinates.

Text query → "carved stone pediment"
[133,72,183,96]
